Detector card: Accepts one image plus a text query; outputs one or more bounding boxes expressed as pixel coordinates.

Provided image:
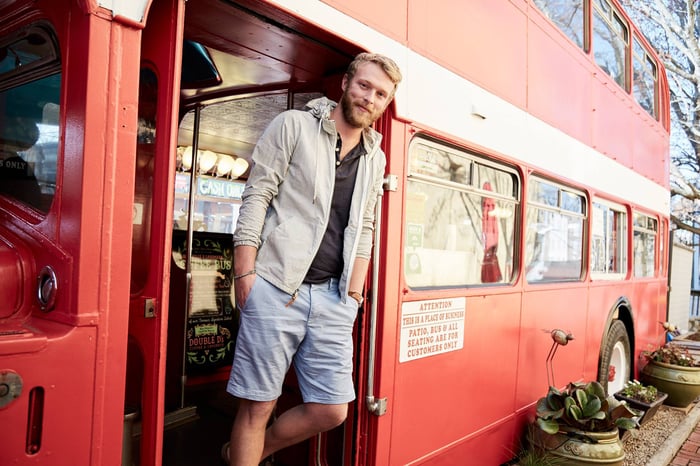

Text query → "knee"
[310,403,348,431]
[236,399,276,427]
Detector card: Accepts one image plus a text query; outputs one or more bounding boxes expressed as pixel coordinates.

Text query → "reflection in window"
[404,139,518,288]
[633,213,656,277]
[131,68,158,293]
[591,201,627,277]
[0,25,60,212]
[592,0,628,89]
[533,0,585,49]
[633,35,657,118]
[525,178,585,282]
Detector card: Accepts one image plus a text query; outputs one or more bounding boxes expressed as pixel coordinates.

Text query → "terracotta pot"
[532,427,624,465]
[641,360,700,407]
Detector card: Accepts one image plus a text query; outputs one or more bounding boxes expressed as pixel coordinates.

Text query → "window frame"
[589,198,627,281]
[0,22,62,215]
[525,176,588,284]
[632,211,658,278]
[591,0,630,91]
[403,136,521,289]
[632,33,659,119]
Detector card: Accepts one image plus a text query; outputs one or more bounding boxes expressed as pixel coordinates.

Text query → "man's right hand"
[234,272,256,309]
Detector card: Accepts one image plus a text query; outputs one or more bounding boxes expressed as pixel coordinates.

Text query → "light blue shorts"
[227,276,359,404]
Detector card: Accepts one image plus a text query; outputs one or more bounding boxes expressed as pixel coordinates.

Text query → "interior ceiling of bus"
[182,0,355,102]
[176,0,359,163]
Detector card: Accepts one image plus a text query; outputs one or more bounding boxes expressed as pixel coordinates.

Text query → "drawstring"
[285,290,298,307]
[313,118,323,203]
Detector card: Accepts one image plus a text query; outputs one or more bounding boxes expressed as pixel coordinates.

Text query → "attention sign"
[399,297,466,362]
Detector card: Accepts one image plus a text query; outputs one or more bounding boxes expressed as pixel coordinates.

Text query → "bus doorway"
[129,1,368,464]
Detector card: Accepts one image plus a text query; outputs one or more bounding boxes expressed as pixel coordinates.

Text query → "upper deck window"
[592,0,628,90]
[536,1,658,110]
[533,0,586,50]
[404,138,519,288]
[0,24,61,213]
[632,34,658,119]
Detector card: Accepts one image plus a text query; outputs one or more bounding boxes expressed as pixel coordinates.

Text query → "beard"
[340,91,383,129]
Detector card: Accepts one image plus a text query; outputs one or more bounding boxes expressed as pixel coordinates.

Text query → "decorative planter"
[613,390,668,425]
[641,360,700,407]
[531,427,625,466]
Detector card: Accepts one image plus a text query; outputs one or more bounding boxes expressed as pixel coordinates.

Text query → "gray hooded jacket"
[232,97,386,299]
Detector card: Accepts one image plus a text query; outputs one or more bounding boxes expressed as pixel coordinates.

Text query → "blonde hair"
[346,52,402,95]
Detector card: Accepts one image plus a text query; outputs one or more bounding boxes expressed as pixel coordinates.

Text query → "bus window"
[632,34,658,119]
[533,0,586,50]
[659,219,667,277]
[592,0,629,90]
[0,24,60,213]
[590,200,627,278]
[130,68,158,293]
[633,212,657,277]
[404,138,518,288]
[525,178,586,282]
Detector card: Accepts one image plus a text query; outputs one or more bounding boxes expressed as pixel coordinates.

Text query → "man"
[224,52,402,465]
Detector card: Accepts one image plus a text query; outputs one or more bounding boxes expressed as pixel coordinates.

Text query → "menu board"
[172,230,237,373]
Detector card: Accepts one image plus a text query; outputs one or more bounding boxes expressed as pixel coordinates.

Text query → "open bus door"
[129,0,379,464]
[126,0,185,464]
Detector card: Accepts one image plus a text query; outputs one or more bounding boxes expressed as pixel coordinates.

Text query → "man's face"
[340,62,395,129]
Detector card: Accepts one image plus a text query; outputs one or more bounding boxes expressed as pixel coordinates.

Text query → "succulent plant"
[535,381,639,434]
[618,379,658,404]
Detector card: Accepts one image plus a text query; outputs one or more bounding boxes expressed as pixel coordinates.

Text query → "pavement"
[653,402,700,465]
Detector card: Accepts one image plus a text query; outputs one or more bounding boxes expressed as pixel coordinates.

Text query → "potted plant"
[531,381,638,465]
[641,342,700,407]
[613,380,667,425]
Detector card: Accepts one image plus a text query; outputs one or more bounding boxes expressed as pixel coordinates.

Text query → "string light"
[230,157,249,178]
[176,145,249,179]
[198,150,217,173]
[216,154,234,177]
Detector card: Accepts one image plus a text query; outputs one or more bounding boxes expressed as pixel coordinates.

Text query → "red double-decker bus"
[0,0,669,464]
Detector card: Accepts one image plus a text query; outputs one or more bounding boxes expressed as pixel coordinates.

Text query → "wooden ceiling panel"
[181,0,359,103]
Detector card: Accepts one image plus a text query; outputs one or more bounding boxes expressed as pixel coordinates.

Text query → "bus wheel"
[598,320,631,395]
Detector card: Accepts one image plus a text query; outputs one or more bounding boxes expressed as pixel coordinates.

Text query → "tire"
[598,320,631,395]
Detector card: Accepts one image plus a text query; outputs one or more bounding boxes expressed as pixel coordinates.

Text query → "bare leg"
[229,399,277,466]
[261,402,348,459]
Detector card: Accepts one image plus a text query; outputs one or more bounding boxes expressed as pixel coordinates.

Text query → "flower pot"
[613,390,668,425]
[531,427,625,465]
[640,360,700,407]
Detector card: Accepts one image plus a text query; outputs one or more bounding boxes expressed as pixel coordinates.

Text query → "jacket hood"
[305,97,383,150]
[306,97,336,120]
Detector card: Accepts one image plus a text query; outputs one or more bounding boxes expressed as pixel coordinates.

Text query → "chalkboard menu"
[171,230,238,373]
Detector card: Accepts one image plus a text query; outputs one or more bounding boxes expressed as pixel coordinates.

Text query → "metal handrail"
[366,177,391,416]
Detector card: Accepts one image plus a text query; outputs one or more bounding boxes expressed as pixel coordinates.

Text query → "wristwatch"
[348,291,363,306]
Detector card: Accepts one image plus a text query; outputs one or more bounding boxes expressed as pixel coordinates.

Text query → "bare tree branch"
[621,0,700,240]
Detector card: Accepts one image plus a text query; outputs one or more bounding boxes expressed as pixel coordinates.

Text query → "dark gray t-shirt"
[304,135,365,283]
